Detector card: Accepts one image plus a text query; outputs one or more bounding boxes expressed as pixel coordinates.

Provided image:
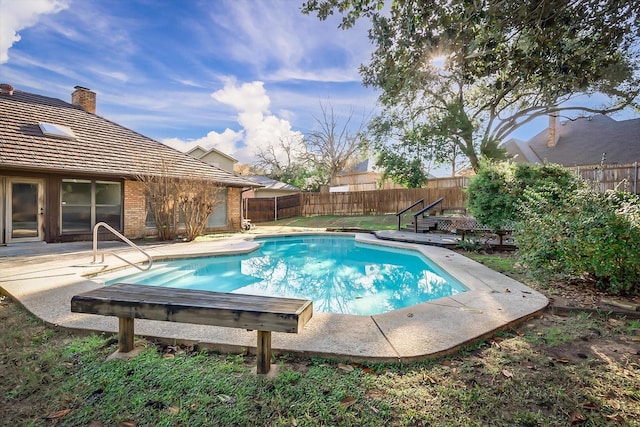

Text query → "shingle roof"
[504,115,640,166]
[246,175,300,191]
[0,88,257,187]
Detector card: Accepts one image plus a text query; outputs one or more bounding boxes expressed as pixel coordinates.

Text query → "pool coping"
[0,232,548,363]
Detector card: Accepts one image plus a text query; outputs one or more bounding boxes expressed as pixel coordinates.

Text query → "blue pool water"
[105,235,467,315]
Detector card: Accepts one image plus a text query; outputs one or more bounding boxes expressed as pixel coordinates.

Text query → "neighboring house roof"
[504,115,640,166]
[0,87,256,187]
[246,176,300,192]
[187,145,238,163]
[338,158,377,175]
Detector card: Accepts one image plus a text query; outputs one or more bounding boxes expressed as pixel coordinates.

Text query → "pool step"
[142,268,196,287]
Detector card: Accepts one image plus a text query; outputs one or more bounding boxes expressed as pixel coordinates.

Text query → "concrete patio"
[0,232,548,363]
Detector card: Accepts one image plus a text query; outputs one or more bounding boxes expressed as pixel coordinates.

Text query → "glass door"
[6,178,44,243]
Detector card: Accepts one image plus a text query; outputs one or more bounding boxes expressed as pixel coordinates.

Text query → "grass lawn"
[254,214,399,230]
[2,215,639,426]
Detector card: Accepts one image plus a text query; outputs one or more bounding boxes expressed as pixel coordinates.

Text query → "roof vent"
[0,83,14,95]
[39,122,77,139]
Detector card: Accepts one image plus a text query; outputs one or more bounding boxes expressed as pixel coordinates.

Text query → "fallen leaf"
[605,414,625,422]
[569,410,586,424]
[369,405,379,414]
[553,357,570,364]
[291,417,298,426]
[366,389,384,399]
[581,400,599,410]
[340,396,357,408]
[502,369,513,379]
[46,409,71,419]
[118,422,137,427]
[167,406,180,415]
[608,399,621,410]
[217,394,235,404]
[516,330,525,336]
[631,337,640,342]
[338,363,354,372]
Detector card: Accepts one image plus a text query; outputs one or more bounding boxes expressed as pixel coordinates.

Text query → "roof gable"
[0,88,256,187]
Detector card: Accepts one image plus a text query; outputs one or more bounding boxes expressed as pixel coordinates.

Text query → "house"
[0,83,258,244]
[503,114,640,166]
[186,145,237,173]
[331,158,405,192]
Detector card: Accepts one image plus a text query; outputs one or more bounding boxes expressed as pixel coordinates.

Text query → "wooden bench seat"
[71,283,313,374]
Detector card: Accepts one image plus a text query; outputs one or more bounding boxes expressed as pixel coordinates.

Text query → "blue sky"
[0,0,377,165]
[1,0,638,176]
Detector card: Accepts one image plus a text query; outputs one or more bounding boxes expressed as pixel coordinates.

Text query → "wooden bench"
[71,283,313,375]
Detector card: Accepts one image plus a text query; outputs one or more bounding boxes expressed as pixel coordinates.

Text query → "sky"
[1,0,638,177]
[0,0,377,166]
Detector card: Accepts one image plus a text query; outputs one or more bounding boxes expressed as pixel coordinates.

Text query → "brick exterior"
[227,187,242,231]
[71,86,96,114]
[123,180,147,239]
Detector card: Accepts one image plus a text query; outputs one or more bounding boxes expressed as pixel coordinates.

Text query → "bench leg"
[256,330,272,375]
[118,317,135,353]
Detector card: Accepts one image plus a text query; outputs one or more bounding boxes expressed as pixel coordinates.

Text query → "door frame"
[4,177,45,243]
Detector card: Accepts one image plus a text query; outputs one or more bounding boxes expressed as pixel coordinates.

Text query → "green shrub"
[468,160,639,295]
[516,187,640,295]
[466,160,579,229]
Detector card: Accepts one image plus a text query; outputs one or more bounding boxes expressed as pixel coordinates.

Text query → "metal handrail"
[412,197,445,233]
[395,198,425,230]
[92,222,153,271]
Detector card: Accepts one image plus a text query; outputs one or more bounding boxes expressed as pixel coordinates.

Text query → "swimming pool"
[104,235,467,315]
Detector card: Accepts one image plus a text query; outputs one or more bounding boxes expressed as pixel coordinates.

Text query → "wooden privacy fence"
[301,187,466,216]
[244,188,467,221]
[244,194,302,222]
[566,162,639,194]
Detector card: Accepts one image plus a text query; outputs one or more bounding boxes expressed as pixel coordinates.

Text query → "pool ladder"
[92,222,153,271]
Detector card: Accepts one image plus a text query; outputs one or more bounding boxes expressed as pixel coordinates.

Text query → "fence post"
[274,196,278,221]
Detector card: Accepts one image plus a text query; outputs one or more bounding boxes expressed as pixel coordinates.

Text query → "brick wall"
[123,180,147,238]
[227,187,242,231]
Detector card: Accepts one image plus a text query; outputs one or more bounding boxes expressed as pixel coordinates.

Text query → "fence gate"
[244,194,302,222]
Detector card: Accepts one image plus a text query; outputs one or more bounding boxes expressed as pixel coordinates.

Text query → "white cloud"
[0,0,68,64]
[162,79,303,165]
[163,128,244,156]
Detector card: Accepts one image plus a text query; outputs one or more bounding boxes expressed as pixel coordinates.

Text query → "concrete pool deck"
[0,232,548,363]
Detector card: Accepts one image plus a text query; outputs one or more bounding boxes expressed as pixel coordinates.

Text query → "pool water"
[105,235,467,315]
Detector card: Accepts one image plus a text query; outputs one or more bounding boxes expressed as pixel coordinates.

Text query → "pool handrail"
[92,222,153,271]
[395,198,425,230]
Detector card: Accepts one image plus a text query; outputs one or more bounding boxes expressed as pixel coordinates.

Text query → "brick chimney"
[547,113,558,148]
[71,86,96,113]
[0,83,14,95]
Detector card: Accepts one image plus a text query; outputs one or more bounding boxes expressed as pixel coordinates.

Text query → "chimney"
[547,113,558,148]
[0,83,14,96]
[71,86,96,113]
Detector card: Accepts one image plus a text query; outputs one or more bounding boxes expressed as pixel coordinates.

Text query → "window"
[206,188,228,228]
[61,179,121,233]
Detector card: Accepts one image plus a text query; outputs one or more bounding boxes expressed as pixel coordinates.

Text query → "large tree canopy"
[303,0,640,172]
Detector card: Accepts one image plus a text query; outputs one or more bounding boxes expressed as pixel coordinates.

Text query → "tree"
[305,99,369,184]
[254,136,326,191]
[303,0,640,172]
[138,158,223,241]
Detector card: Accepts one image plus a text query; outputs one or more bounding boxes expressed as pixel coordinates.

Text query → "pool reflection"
[106,235,467,315]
